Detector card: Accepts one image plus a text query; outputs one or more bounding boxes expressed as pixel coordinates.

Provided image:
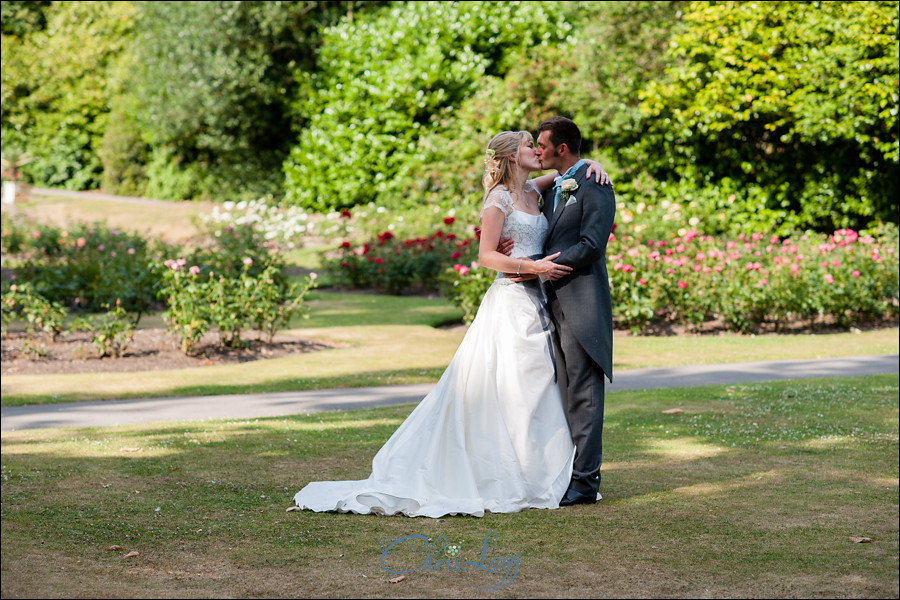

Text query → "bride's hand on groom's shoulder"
[584,160,612,186]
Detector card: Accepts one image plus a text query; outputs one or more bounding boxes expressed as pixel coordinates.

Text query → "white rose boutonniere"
[560,178,579,202]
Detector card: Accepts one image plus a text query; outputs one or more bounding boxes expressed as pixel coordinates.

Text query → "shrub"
[440,259,495,325]
[608,225,899,333]
[1,281,66,341]
[7,219,171,319]
[69,300,135,358]
[196,198,314,253]
[371,219,899,333]
[283,0,570,212]
[157,257,316,354]
[323,217,474,295]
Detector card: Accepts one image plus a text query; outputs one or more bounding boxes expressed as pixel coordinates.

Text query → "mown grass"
[2,375,897,598]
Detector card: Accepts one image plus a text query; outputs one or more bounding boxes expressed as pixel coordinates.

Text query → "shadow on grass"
[0,367,449,407]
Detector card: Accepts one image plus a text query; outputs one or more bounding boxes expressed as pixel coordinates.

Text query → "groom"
[534,116,616,506]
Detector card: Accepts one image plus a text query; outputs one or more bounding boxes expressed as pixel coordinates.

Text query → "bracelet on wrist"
[516,259,522,276]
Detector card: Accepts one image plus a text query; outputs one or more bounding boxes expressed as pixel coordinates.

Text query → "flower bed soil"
[1,328,335,376]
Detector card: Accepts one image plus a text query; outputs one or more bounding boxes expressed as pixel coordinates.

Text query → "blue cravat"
[553,159,585,211]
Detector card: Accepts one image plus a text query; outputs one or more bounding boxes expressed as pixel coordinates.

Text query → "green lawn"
[2,374,897,598]
[3,194,897,597]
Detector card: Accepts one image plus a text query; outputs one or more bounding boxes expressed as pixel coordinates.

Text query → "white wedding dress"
[294,186,575,517]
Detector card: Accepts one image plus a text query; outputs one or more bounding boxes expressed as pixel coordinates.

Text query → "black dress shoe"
[559,488,597,507]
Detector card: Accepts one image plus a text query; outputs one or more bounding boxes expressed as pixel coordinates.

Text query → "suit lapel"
[546,165,587,237]
[541,187,554,220]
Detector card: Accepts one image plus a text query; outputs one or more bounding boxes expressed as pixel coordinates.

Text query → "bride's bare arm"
[530,171,559,193]
[528,160,611,193]
[478,207,572,278]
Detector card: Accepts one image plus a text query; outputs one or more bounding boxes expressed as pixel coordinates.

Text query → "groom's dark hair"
[538,116,581,156]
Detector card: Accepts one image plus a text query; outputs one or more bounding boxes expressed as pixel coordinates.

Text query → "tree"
[636,0,899,233]
[282,0,572,212]
[1,1,136,189]
[126,0,382,201]
[0,1,51,36]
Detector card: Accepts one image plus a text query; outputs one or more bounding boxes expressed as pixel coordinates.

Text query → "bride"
[293,130,608,517]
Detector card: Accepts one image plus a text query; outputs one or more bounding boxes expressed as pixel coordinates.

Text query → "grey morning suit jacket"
[540,164,617,380]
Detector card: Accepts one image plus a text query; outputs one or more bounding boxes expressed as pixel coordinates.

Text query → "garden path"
[2,354,896,432]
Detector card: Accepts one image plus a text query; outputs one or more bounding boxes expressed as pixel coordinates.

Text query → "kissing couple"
[295,116,616,516]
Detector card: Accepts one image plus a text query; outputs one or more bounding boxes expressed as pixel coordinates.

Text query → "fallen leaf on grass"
[123,551,140,558]
[286,506,302,512]
[119,447,143,452]
[389,575,406,584]
[108,545,126,551]
[849,536,873,543]
[661,408,685,414]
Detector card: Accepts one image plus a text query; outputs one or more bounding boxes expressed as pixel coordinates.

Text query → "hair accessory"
[483,147,500,175]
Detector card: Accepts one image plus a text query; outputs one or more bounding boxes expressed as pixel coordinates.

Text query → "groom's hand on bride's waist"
[496,236,514,256]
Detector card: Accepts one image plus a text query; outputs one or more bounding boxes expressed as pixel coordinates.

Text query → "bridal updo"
[481,130,532,205]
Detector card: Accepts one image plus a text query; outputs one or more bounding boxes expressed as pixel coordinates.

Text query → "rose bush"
[323,216,473,295]
[328,217,898,332]
[158,257,316,354]
[1,215,173,319]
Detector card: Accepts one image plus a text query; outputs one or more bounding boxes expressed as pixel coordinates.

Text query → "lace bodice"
[481,184,548,258]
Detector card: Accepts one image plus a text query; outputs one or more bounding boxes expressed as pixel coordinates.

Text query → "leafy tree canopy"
[637,0,899,232]
[283,0,572,211]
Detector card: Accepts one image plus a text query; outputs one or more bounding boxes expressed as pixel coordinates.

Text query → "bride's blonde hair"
[481,130,532,205]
